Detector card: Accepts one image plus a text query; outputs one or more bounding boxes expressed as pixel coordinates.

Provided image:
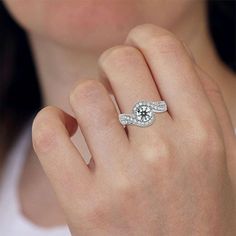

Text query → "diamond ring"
[119,101,167,127]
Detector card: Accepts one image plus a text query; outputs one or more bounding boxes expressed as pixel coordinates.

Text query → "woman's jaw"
[4,0,199,51]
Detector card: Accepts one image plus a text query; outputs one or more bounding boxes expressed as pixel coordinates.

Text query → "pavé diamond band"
[119,101,167,128]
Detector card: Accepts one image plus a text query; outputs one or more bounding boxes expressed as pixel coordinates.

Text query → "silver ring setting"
[119,101,167,127]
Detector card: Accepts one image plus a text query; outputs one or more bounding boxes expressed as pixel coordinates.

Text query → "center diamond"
[134,104,152,122]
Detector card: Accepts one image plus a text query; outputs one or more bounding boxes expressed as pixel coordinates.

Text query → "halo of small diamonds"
[119,100,167,128]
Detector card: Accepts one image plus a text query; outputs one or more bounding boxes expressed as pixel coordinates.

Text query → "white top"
[0,124,71,236]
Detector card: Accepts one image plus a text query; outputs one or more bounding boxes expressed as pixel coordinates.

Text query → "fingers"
[195,66,236,163]
[70,79,129,170]
[98,45,162,111]
[196,66,235,140]
[98,45,171,143]
[125,24,215,123]
[32,106,92,206]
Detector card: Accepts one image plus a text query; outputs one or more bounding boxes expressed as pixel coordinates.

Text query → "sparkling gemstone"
[134,104,153,122]
[119,100,167,127]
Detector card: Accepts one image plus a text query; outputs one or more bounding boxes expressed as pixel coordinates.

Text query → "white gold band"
[119,101,167,128]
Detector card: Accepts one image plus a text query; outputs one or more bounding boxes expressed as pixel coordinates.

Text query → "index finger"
[32,106,92,207]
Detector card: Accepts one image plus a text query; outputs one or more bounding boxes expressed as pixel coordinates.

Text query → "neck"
[29,35,102,116]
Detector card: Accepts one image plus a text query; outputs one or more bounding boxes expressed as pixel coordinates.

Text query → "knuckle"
[112,175,138,203]
[82,199,107,224]
[115,176,132,195]
[32,106,59,153]
[149,34,183,54]
[140,140,171,167]
[127,23,183,54]
[70,79,104,106]
[70,80,118,131]
[128,23,163,40]
[190,123,224,155]
[99,45,140,69]
[190,124,210,147]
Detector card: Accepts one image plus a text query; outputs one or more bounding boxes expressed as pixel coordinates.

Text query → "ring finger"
[98,45,172,144]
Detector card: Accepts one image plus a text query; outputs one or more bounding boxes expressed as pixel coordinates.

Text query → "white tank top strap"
[0,123,31,215]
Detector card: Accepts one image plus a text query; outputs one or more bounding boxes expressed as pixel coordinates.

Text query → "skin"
[2,0,236,234]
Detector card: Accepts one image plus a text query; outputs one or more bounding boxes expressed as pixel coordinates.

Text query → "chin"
[4,0,197,51]
[45,6,141,51]
[4,0,143,51]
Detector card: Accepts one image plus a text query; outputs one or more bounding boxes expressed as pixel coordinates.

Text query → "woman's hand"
[32,24,236,236]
